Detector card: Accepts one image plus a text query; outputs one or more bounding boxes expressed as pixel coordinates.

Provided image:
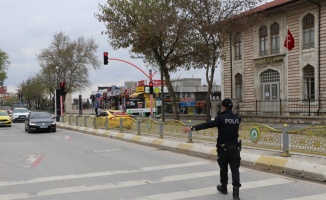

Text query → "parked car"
[98,110,133,128]
[25,111,56,133]
[1,106,12,116]
[11,108,29,122]
[0,110,12,127]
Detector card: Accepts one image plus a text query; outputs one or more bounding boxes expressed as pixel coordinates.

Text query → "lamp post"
[55,66,59,121]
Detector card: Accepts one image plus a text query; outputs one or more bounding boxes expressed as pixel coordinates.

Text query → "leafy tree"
[17,74,47,109]
[37,32,101,103]
[97,0,197,121]
[97,0,263,120]
[185,0,263,120]
[0,48,10,85]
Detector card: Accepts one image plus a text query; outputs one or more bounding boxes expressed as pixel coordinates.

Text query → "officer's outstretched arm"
[194,120,217,131]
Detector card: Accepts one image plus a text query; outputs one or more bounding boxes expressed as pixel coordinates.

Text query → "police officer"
[183,98,241,200]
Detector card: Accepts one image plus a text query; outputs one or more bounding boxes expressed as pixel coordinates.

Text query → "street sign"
[96,93,101,98]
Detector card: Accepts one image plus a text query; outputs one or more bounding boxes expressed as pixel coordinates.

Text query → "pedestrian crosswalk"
[0,161,325,200]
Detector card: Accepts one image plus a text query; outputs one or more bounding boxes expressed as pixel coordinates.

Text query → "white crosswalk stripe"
[0,161,210,187]
[133,178,295,200]
[285,193,326,200]
[0,161,325,200]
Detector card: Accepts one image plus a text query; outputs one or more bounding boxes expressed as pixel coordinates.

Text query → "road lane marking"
[0,169,246,200]
[133,178,296,200]
[0,161,210,187]
[285,193,326,200]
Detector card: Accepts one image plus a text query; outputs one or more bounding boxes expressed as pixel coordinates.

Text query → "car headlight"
[29,122,36,125]
[52,121,56,125]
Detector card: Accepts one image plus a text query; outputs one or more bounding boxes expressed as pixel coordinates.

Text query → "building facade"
[221,0,326,115]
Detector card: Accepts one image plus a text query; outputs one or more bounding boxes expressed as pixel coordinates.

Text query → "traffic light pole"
[108,57,157,118]
[149,70,153,118]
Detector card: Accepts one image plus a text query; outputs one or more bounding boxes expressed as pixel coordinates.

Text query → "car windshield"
[30,112,51,119]
[14,108,28,113]
[0,111,8,116]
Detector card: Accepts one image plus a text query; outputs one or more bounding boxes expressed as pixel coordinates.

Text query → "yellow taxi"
[97,110,133,128]
[0,110,12,127]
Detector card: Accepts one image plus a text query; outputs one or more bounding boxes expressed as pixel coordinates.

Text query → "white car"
[11,108,29,123]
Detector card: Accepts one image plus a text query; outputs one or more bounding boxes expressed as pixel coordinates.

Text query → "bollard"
[187,120,193,143]
[119,118,123,132]
[75,115,78,126]
[84,116,87,127]
[69,115,71,125]
[93,117,97,129]
[159,120,163,139]
[137,118,141,135]
[281,124,291,157]
[105,117,109,130]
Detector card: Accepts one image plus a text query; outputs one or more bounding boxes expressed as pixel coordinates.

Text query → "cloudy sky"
[1,0,220,99]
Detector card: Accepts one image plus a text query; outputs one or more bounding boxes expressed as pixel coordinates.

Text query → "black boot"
[233,187,240,200]
[216,184,227,194]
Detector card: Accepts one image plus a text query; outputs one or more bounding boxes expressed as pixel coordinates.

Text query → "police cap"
[222,98,233,109]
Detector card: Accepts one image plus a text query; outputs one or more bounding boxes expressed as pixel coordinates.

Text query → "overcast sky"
[1,0,220,99]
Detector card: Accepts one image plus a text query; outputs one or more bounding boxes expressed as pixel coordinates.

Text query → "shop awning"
[130,92,143,98]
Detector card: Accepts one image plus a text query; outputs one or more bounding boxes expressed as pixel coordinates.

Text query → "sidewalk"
[57,122,326,183]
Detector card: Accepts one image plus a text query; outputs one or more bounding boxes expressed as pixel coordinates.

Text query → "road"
[1,123,326,200]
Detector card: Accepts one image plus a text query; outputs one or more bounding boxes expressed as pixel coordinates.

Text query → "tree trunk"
[205,59,216,121]
[162,66,180,121]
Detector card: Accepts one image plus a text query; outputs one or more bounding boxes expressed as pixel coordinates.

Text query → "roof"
[252,0,300,12]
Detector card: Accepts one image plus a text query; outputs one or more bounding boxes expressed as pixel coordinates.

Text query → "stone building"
[221,0,326,116]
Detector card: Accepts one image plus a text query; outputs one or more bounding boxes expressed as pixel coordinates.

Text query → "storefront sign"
[126,98,144,109]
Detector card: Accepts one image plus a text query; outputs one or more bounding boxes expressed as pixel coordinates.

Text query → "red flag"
[284,29,295,51]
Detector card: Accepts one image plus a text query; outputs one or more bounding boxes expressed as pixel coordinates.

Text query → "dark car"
[25,111,56,133]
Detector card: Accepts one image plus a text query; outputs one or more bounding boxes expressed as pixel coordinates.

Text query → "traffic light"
[103,52,108,65]
[149,81,153,94]
[59,82,66,95]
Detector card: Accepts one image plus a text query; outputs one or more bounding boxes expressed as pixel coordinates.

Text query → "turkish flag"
[284,29,295,51]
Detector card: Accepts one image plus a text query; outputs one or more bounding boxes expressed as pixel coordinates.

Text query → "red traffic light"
[60,82,65,87]
[149,81,153,94]
[103,52,109,65]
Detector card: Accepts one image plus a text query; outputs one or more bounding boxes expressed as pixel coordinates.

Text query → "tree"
[37,32,101,103]
[97,0,198,121]
[17,74,47,109]
[184,0,263,120]
[0,48,10,85]
[97,0,264,121]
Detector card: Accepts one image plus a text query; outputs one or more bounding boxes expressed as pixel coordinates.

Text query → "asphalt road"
[1,123,326,200]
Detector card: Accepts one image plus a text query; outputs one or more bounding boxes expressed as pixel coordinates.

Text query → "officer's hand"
[182,127,191,133]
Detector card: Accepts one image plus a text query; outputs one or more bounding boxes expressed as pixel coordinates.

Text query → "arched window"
[235,73,243,100]
[271,23,279,54]
[303,14,315,49]
[303,65,315,99]
[261,69,280,100]
[235,32,242,60]
[259,26,268,56]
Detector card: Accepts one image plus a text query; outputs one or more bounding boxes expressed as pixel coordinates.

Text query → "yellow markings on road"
[176,143,194,151]
[256,156,289,173]
[151,139,164,146]
[131,136,143,142]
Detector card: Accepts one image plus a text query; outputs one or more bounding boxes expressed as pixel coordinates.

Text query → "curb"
[57,123,326,182]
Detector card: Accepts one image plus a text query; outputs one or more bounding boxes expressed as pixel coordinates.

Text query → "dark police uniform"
[190,100,241,200]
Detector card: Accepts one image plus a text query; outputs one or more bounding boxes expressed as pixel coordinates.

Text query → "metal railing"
[235,98,326,116]
[62,114,326,156]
